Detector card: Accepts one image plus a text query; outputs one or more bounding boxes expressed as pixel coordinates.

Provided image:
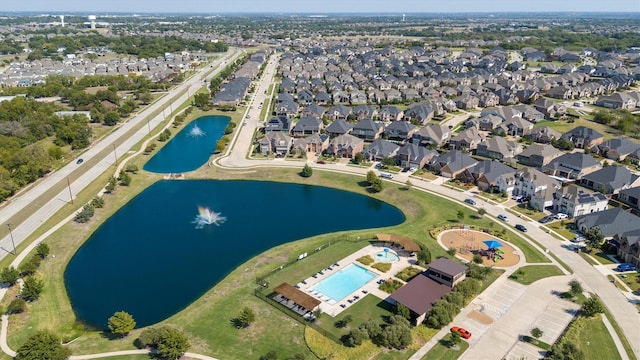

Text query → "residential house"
[275,99,300,117]
[575,207,639,239]
[325,119,353,138]
[396,144,439,169]
[540,152,602,181]
[403,104,434,124]
[461,160,517,193]
[362,139,400,162]
[327,134,365,158]
[595,92,638,109]
[552,185,609,218]
[513,168,561,211]
[326,104,351,120]
[352,104,377,121]
[297,89,315,106]
[449,127,485,152]
[302,133,329,154]
[614,230,640,268]
[517,143,563,167]
[412,124,450,148]
[475,137,523,161]
[384,121,417,142]
[351,118,384,141]
[560,126,604,149]
[301,104,325,119]
[534,98,566,119]
[595,138,640,161]
[291,116,323,137]
[617,186,640,210]
[258,132,293,156]
[265,115,293,133]
[378,106,404,122]
[429,150,479,178]
[314,91,331,105]
[579,166,640,195]
[475,114,504,132]
[526,126,561,144]
[498,117,534,137]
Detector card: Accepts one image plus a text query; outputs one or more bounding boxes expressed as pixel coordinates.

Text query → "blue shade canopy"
[483,240,503,249]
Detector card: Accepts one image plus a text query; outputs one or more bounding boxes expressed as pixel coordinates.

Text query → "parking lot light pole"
[6,224,16,255]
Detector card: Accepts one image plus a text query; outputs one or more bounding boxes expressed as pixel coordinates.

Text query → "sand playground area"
[440,229,520,267]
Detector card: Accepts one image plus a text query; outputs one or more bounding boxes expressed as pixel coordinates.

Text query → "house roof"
[390,274,451,315]
[560,126,604,142]
[363,139,400,158]
[352,118,383,135]
[292,116,322,132]
[273,283,321,311]
[398,143,438,162]
[581,166,639,191]
[433,150,478,173]
[428,258,468,277]
[325,119,353,134]
[619,186,640,201]
[598,138,640,156]
[575,207,640,237]
[519,143,563,159]
[544,152,601,174]
[555,185,608,205]
[470,160,516,182]
[385,120,415,133]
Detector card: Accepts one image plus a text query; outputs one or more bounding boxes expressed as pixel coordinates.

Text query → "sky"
[0,0,637,14]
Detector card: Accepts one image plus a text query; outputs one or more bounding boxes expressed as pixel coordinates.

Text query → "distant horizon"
[1,0,637,14]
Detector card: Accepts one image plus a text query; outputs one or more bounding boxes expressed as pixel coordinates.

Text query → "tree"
[549,341,582,360]
[193,93,211,108]
[352,152,364,164]
[21,276,44,301]
[103,111,120,126]
[345,328,368,347]
[156,327,190,360]
[0,266,19,286]
[381,156,395,168]
[90,196,105,208]
[417,248,431,265]
[35,242,50,259]
[236,306,256,328]
[449,331,462,348]
[582,297,604,317]
[405,179,413,190]
[456,210,465,222]
[366,170,378,185]
[370,178,383,193]
[74,204,95,223]
[585,227,604,250]
[7,298,26,314]
[259,351,278,360]
[568,279,583,296]
[118,170,131,186]
[301,164,313,178]
[158,128,172,142]
[531,327,543,339]
[108,311,136,337]
[125,164,139,173]
[105,176,117,193]
[396,303,410,320]
[477,208,486,217]
[15,331,71,360]
[378,316,412,349]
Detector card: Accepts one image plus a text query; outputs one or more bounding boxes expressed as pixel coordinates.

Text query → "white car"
[497,214,508,222]
[554,213,568,220]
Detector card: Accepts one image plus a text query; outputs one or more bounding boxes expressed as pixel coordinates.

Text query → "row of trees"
[344,314,413,350]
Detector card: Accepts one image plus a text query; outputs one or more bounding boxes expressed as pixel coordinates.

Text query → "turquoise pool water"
[375,251,400,263]
[311,264,377,302]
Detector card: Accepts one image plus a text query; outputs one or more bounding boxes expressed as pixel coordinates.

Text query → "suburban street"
[0,47,243,262]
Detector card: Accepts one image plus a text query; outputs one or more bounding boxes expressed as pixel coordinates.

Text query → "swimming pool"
[311,264,377,302]
[375,251,400,263]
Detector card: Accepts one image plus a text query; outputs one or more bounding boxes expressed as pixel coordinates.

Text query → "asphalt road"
[0,48,243,262]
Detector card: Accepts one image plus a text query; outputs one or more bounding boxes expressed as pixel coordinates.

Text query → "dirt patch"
[441,229,520,267]
[468,310,494,325]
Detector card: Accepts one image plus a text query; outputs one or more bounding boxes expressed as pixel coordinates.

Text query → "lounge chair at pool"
[318,271,324,275]
[334,262,340,266]
[340,304,347,308]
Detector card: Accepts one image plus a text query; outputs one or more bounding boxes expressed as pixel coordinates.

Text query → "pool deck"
[295,244,425,317]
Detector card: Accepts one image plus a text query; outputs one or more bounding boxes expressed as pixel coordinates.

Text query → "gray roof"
[470,160,516,183]
[519,143,563,159]
[575,207,640,237]
[397,143,438,162]
[292,116,322,133]
[362,139,400,159]
[325,119,353,135]
[432,150,478,173]
[544,152,601,173]
[352,118,383,136]
[580,166,639,191]
[385,120,415,133]
[555,185,608,205]
[428,258,468,277]
[598,138,640,156]
[560,126,604,142]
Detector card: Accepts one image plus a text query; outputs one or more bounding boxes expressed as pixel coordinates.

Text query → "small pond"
[143,115,230,173]
[64,180,405,328]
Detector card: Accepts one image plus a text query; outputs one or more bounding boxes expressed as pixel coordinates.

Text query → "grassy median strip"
[508,265,564,285]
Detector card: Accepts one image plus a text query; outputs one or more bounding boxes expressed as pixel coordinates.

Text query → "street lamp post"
[6,224,16,255]
[66,176,73,204]
[112,144,118,166]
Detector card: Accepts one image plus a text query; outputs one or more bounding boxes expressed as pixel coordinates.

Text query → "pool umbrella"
[483,240,503,250]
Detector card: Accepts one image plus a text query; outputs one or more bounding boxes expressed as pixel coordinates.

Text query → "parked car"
[409,166,417,172]
[571,236,586,243]
[76,158,84,164]
[616,263,637,272]
[464,198,476,206]
[515,224,527,232]
[450,326,472,339]
[554,213,568,220]
[497,214,508,222]
[539,215,554,224]
[316,161,325,165]
[380,172,393,179]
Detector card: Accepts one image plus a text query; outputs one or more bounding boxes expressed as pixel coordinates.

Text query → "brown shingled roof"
[390,274,451,315]
[428,258,468,277]
[273,283,321,311]
[376,234,421,252]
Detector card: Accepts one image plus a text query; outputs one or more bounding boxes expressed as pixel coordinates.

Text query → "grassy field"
[617,272,640,292]
[561,316,622,360]
[421,333,470,360]
[508,265,564,285]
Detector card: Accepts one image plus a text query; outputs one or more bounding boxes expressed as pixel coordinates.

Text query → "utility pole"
[6,223,16,255]
[112,144,118,166]
[67,176,73,204]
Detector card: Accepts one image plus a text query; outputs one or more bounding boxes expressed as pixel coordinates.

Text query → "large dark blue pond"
[143,115,230,173]
[64,180,405,328]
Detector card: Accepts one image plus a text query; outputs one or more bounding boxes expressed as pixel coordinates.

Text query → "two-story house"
[552,185,608,218]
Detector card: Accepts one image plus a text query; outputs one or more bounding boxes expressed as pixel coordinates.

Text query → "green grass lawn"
[534,118,621,140]
[508,265,564,285]
[508,204,547,221]
[421,333,470,360]
[314,294,396,340]
[561,316,622,360]
[617,272,640,292]
[545,221,576,240]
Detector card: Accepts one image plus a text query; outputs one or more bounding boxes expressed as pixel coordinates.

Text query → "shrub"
[472,254,484,264]
[108,311,136,337]
[7,298,26,314]
[417,248,431,265]
[356,255,374,266]
[371,262,391,273]
[74,204,95,223]
[395,266,422,282]
[379,279,403,294]
[300,164,313,178]
[0,266,20,286]
[21,276,44,302]
[90,196,105,209]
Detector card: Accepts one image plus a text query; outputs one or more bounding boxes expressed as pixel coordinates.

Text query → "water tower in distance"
[88,15,96,29]
[59,15,65,27]
[402,14,406,22]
